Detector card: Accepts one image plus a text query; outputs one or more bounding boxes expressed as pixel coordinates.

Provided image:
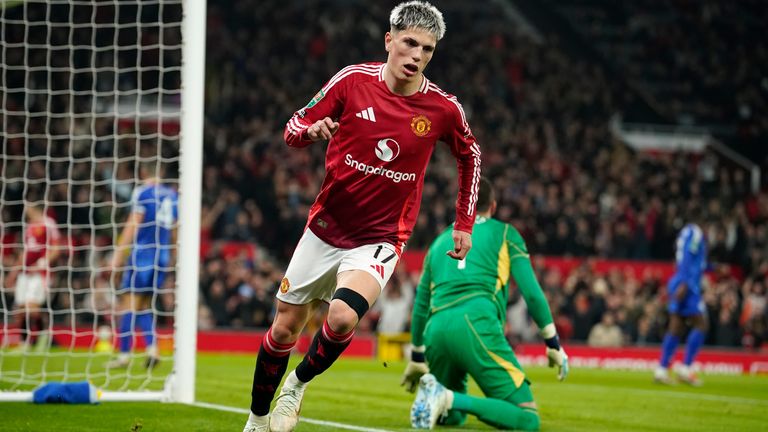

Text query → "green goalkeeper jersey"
[411,216,554,346]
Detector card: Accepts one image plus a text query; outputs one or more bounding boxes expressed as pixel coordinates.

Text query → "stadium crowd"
[195,0,767,348]
[0,0,765,349]
[551,0,767,135]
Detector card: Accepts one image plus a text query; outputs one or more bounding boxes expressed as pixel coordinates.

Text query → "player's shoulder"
[424,80,464,107]
[133,184,153,199]
[43,215,58,228]
[325,62,384,88]
[424,79,471,130]
[492,219,525,242]
[681,223,702,238]
[158,183,178,198]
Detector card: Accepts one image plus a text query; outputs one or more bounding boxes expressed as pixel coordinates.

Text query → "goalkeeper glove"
[400,345,429,393]
[544,335,569,381]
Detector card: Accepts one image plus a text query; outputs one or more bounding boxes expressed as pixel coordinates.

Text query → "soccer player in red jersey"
[243,2,481,431]
[7,200,61,351]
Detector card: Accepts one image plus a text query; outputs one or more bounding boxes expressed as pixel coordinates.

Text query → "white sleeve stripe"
[425,83,479,215]
[286,121,301,135]
[467,142,481,215]
[289,117,309,131]
[286,116,310,135]
[323,69,379,93]
[427,83,471,135]
[321,64,381,94]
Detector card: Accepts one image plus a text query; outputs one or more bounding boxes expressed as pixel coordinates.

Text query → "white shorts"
[14,273,48,306]
[277,229,400,305]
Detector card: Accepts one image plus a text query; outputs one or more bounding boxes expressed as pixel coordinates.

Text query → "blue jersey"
[127,182,178,270]
[670,223,708,295]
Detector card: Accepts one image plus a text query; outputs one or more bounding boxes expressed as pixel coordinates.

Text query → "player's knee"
[269,322,303,343]
[521,411,540,431]
[327,300,360,334]
[328,288,370,334]
[272,301,315,341]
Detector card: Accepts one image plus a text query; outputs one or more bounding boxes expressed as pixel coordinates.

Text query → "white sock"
[285,370,307,387]
[146,345,158,357]
[248,412,268,424]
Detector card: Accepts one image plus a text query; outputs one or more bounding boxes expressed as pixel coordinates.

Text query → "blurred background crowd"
[1,0,766,349]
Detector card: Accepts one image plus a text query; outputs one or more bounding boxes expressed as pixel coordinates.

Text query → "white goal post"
[0,0,204,402]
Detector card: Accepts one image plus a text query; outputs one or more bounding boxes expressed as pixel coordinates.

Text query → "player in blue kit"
[107,163,178,369]
[654,213,709,386]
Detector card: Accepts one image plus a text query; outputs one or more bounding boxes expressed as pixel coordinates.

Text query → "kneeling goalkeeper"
[402,177,569,431]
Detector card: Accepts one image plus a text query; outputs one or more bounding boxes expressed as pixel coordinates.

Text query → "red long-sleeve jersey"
[284,62,481,251]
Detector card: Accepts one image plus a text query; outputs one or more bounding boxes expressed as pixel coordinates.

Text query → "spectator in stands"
[373,274,414,334]
[587,312,624,347]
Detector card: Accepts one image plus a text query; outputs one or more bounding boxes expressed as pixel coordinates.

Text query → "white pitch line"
[192,401,397,432]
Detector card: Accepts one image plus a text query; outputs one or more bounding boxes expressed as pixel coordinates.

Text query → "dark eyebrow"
[405,37,435,51]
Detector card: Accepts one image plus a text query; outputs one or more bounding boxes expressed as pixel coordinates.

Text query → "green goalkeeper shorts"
[423,296,534,405]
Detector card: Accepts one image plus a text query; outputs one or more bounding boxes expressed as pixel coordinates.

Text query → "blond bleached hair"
[389,1,446,41]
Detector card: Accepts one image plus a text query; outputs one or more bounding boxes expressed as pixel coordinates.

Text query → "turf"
[1,352,766,431]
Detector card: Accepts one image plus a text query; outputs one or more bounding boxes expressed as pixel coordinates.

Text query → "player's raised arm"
[442,97,481,260]
[506,227,569,381]
[111,190,146,272]
[283,65,356,147]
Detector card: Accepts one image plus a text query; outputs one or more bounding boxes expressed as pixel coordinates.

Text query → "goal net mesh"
[1,0,182,395]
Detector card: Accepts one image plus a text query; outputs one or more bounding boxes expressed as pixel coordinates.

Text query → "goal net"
[0,0,203,402]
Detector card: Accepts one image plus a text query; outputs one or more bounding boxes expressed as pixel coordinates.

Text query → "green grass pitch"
[1,352,766,431]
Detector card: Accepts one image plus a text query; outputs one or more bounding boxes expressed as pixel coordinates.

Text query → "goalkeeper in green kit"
[402,177,569,430]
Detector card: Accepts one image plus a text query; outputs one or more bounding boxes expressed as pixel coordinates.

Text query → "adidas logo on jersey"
[355,107,376,122]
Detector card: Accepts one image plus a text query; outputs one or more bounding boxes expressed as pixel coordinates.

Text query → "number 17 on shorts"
[340,242,400,290]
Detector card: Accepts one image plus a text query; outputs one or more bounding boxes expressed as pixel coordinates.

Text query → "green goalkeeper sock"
[452,392,540,431]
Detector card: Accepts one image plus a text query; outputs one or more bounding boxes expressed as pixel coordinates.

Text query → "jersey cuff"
[454,222,473,234]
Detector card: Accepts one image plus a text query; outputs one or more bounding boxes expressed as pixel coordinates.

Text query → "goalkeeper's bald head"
[476,177,495,214]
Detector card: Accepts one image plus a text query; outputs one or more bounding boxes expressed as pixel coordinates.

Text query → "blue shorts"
[121,267,166,295]
[667,277,704,316]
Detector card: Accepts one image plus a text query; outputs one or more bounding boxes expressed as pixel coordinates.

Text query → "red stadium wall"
[400,250,742,281]
[400,250,679,280]
[193,329,376,357]
[513,343,768,375]
[0,327,375,358]
[400,251,744,281]
[4,328,762,375]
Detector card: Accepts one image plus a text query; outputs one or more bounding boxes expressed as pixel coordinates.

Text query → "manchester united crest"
[410,114,431,137]
[279,277,290,294]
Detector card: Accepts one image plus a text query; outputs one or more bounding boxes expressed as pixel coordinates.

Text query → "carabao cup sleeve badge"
[305,90,325,109]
